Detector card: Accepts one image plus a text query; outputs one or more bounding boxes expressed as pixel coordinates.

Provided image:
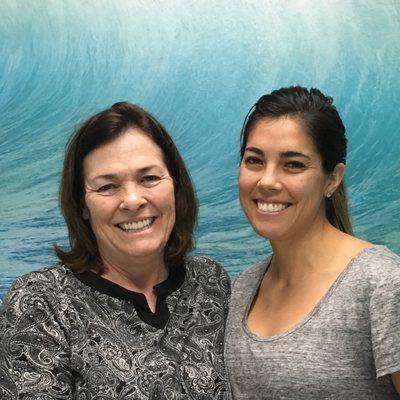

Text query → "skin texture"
[392,372,400,393]
[238,116,399,392]
[239,116,338,243]
[239,116,349,336]
[83,129,176,310]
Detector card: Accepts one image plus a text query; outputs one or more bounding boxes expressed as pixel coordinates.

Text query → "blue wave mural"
[1,0,399,299]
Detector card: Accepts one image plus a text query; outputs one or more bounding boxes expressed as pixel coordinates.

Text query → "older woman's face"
[83,129,176,268]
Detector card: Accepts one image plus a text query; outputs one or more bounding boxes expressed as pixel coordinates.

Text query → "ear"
[325,163,345,198]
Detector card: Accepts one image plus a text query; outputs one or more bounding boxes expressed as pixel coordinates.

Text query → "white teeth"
[118,218,153,231]
[257,201,289,213]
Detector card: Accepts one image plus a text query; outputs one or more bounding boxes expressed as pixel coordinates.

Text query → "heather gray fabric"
[225,246,400,399]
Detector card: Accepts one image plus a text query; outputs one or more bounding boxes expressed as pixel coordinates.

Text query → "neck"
[100,254,168,295]
[269,219,347,285]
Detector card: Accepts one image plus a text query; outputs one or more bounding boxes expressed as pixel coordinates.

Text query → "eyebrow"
[281,151,311,160]
[244,147,311,160]
[88,165,161,182]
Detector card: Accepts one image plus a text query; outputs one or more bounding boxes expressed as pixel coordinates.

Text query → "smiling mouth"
[117,218,155,232]
[256,201,291,213]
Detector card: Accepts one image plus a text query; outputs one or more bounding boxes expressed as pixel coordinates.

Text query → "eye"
[285,161,306,170]
[141,175,161,186]
[243,156,263,166]
[97,183,118,193]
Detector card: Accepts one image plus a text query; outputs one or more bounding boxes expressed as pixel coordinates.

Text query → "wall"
[1,0,399,297]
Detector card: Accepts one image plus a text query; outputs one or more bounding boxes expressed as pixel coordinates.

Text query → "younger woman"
[225,86,400,399]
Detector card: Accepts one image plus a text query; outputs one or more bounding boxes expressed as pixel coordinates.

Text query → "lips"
[117,218,155,232]
[256,201,291,213]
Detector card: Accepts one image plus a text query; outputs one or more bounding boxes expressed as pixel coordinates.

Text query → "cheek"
[238,169,253,196]
[238,175,255,215]
[164,198,176,233]
[85,197,113,222]
[292,176,326,204]
[290,177,309,196]
[159,187,176,217]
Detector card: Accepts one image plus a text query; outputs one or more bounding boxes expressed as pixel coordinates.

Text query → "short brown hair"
[55,102,197,272]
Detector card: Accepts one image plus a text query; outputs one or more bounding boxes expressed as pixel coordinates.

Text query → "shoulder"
[358,246,400,377]
[6,264,73,291]
[1,264,76,312]
[0,265,77,345]
[184,254,231,291]
[232,256,272,291]
[358,245,400,267]
[185,254,228,277]
[355,245,400,287]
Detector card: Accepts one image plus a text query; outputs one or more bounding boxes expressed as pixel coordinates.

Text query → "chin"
[252,227,272,240]
[124,248,163,259]
[110,243,163,261]
[252,226,286,242]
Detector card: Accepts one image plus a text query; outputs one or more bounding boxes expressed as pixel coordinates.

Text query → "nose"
[119,185,147,211]
[257,166,282,192]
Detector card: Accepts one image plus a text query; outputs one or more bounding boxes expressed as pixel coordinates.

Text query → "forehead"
[83,129,167,178]
[247,117,318,154]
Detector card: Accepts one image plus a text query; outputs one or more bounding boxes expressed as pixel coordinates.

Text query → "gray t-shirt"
[225,246,400,399]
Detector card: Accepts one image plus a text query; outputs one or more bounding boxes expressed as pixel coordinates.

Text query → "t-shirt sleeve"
[0,275,75,399]
[369,251,400,378]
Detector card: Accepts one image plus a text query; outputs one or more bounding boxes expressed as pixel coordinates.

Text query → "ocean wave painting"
[1,0,399,299]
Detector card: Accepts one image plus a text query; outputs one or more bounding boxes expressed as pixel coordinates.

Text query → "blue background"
[1,0,399,299]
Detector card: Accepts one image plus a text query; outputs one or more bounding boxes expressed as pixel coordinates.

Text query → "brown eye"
[141,175,161,186]
[244,156,262,165]
[286,161,305,169]
[143,175,159,181]
[97,183,117,192]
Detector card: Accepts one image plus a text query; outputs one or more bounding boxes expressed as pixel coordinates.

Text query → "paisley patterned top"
[0,255,231,399]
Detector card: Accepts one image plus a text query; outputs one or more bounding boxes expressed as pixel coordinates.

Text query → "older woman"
[0,102,230,399]
[225,87,400,398]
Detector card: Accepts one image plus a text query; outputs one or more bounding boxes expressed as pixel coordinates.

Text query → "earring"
[326,191,332,198]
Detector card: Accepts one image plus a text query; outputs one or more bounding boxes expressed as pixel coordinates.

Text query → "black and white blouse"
[0,255,231,399]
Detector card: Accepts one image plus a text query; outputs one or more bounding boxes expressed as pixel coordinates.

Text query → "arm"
[391,371,400,395]
[369,249,400,393]
[0,276,75,398]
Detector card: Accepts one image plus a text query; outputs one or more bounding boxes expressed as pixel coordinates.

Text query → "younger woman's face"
[239,116,334,242]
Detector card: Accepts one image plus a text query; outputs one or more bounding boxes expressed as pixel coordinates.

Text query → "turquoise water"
[1,0,399,299]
